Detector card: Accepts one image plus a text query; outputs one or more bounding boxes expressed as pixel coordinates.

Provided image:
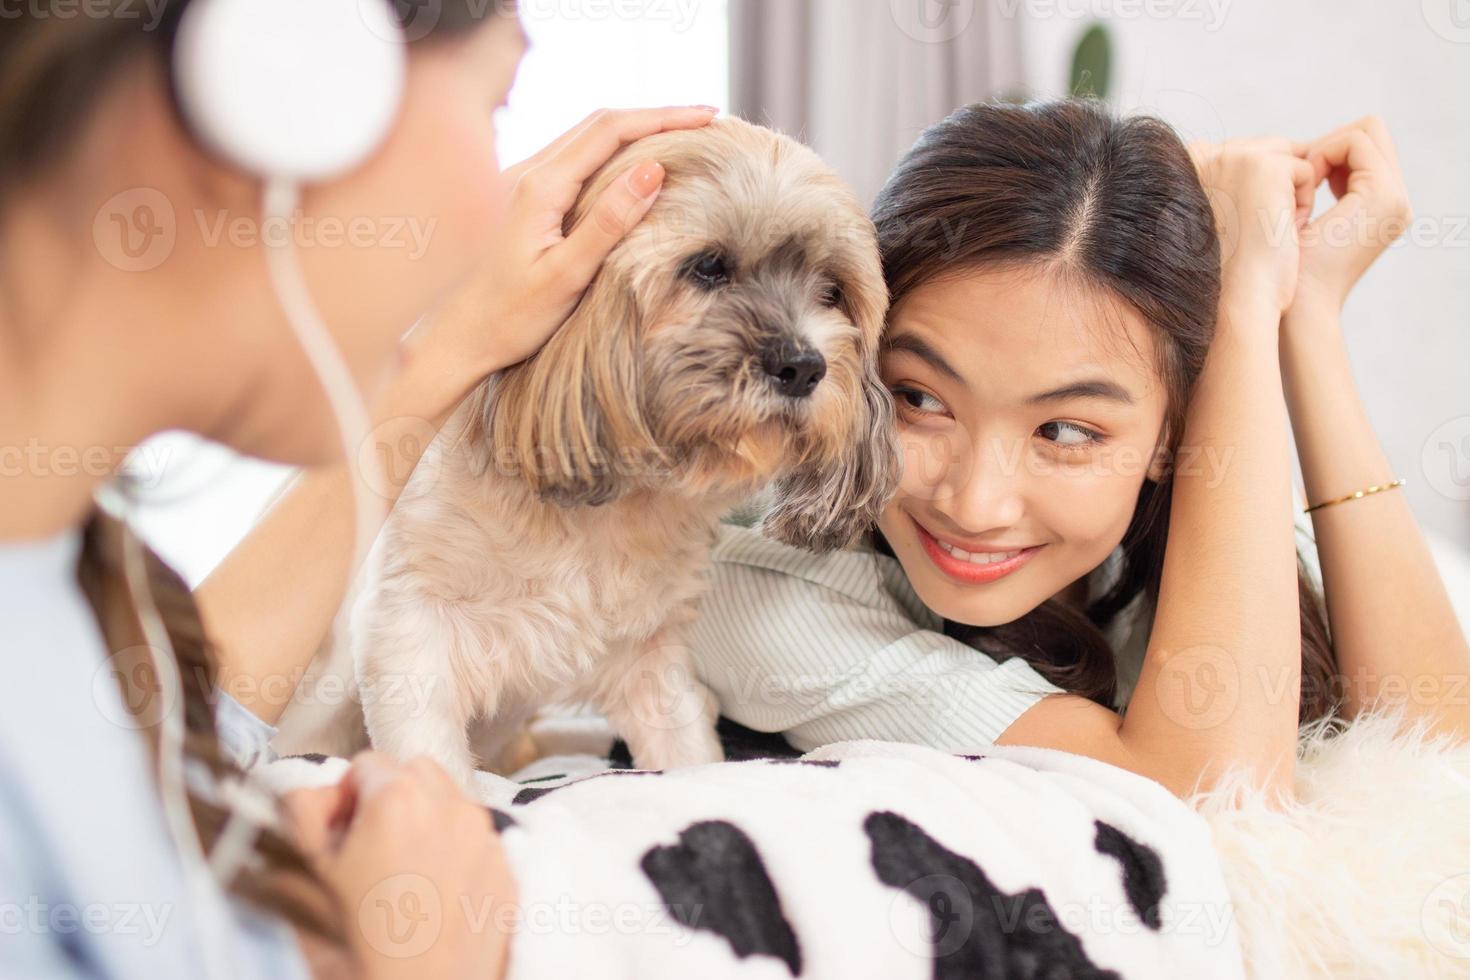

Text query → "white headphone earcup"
[172,0,407,183]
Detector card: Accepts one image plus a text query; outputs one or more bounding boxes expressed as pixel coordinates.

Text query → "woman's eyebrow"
[885,333,1134,405]
[1026,379,1135,405]
[882,333,965,383]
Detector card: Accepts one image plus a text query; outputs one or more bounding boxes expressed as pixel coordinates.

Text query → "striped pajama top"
[686,522,1152,754]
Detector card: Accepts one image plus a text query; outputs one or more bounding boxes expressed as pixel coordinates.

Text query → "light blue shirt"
[0,526,308,979]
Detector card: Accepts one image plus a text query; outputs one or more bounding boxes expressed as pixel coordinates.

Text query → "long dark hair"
[1,0,507,951]
[870,99,1337,722]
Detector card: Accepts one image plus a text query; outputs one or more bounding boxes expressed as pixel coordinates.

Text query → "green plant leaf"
[1070,23,1113,100]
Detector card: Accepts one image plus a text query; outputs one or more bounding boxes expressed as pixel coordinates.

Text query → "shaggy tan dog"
[350,118,897,786]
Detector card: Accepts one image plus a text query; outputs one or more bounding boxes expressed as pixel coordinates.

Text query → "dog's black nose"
[761,344,827,399]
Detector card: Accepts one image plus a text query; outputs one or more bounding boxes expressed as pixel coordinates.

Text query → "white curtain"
[730,0,1025,206]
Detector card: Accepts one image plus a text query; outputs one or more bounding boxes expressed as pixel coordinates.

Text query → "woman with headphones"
[0,1,715,976]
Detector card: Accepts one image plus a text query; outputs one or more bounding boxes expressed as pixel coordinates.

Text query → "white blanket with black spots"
[265,739,1244,979]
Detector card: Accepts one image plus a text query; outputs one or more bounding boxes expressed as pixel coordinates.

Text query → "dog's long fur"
[353,119,897,785]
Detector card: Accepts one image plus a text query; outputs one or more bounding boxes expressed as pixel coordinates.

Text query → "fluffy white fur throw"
[1194,711,1470,978]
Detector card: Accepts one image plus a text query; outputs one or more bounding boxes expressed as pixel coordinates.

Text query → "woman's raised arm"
[1002,140,1318,799]
[1280,115,1470,740]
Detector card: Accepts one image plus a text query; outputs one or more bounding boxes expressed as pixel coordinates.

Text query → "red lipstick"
[911,516,1040,585]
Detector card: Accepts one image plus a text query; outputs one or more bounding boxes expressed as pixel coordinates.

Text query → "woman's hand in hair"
[283,753,517,980]
[1188,138,1318,324]
[1292,116,1412,314]
[397,105,719,425]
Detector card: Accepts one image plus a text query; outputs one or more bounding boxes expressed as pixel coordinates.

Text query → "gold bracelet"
[1304,478,1406,514]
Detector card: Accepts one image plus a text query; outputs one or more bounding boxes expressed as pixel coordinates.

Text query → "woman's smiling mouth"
[909,515,1042,585]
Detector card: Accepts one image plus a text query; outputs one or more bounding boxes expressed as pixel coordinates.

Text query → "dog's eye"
[820,281,845,309]
[685,252,732,290]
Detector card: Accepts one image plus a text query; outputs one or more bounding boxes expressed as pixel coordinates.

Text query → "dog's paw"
[491,730,542,775]
[632,727,725,770]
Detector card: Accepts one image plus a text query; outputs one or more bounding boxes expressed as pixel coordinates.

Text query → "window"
[499,0,729,168]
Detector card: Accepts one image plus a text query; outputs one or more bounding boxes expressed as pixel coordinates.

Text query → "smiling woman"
[877,264,1172,630]
[688,97,1345,800]
[861,102,1347,726]
[706,96,1457,803]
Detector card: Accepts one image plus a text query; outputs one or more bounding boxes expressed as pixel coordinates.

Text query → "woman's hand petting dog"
[283,753,516,980]
[391,106,720,426]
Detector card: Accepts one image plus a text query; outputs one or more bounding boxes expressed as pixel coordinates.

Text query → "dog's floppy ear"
[761,271,901,553]
[461,276,659,507]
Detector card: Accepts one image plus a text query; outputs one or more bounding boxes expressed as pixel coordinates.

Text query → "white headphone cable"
[111,499,237,980]
[195,179,389,880]
[107,177,390,978]
[259,177,387,583]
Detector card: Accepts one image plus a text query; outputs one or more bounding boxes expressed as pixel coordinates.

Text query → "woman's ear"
[461,278,657,507]
[1147,425,1173,483]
